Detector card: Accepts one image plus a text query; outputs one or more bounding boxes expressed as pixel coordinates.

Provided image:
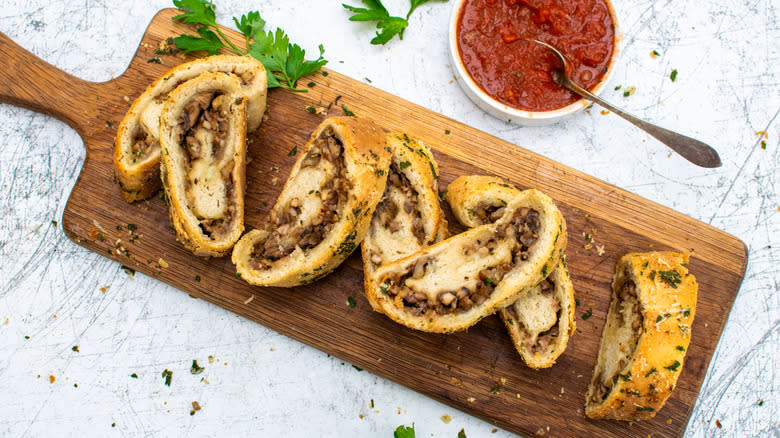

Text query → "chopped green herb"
[347,296,357,308]
[288,146,297,156]
[106,121,113,127]
[380,281,390,294]
[614,85,622,90]
[582,308,593,320]
[651,49,661,57]
[195,275,201,282]
[336,231,358,255]
[24,335,30,340]
[619,372,632,382]
[658,270,682,288]
[235,273,242,278]
[191,360,205,374]
[307,81,316,87]
[352,365,363,371]
[72,345,79,352]
[130,373,138,378]
[322,71,329,77]
[676,345,686,352]
[670,69,678,82]
[444,129,451,135]
[682,308,691,317]
[364,77,372,83]
[161,369,173,386]
[305,105,317,114]
[375,169,386,176]
[341,103,355,116]
[147,56,162,64]
[121,266,136,277]
[394,424,415,438]
[399,161,412,170]
[484,278,495,286]
[636,406,655,412]
[575,297,580,307]
[664,360,681,372]
[369,398,374,408]
[649,270,656,281]
[642,262,649,268]
[490,385,501,394]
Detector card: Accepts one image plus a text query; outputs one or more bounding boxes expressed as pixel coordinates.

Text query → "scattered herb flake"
[195,275,201,282]
[352,365,363,371]
[670,69,678,82]
[651,49,660,58]
[664,360,681,372]
[444,129,451,135]
[658,269,682,288]
[147,56,162,64]
[637,406,655,412]
[130,373,138,379]
[575,297,580,307]
[288,146,298,156]
[191,360,205,374]
[307,81,316,87]
[72,345,79,352]
[676,345,686,352]
[341,103,355,116]
[582,308,593,320]
[347,296,357,308]
[399,161,412,170]
[305,105,317,114]
[161,368,173,386]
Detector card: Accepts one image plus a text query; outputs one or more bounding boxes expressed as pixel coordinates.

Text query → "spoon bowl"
[530,39,722,168]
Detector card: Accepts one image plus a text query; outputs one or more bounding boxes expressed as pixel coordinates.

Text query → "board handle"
[0,31,100,133]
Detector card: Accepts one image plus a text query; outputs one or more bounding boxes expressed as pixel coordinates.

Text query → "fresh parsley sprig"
[171,0,327,92]
[343,0,448,45]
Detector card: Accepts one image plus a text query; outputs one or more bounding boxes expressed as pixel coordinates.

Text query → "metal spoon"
[531,39,722,168]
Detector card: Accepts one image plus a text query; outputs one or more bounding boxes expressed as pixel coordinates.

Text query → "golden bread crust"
[232,116,390,287]
[585,251,698,420]
[365,188,565,333]
[114,55,266,202]
[447,175,573,367]
[159,72,247,257]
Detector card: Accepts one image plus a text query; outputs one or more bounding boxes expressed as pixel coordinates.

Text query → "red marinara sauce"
[456,0,615,112]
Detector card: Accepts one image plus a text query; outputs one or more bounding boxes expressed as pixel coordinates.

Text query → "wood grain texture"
[0,9,747,437]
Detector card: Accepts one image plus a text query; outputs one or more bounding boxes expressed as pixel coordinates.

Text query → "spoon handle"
[559,74,722,168]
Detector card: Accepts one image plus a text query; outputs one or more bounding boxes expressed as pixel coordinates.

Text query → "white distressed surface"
[1,0,778,436]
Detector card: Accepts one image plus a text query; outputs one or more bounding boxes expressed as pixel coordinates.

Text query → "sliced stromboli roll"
[361,133,448,281]
[366,189,566,333]
[586,252,697,421]
[446,175,573,368]
[159,72,247,257]
[114,55,266,202]
[232,116,390,287]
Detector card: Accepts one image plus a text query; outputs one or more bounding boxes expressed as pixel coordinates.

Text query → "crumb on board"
[244,295,255,305]
[158,258,168,268]
[440,414,452,424]
[467,397,476,403]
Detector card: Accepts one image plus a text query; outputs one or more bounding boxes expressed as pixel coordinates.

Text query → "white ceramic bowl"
[448,0,622,126]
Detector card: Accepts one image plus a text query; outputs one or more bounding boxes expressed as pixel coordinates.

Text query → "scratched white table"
[1,1,777,436]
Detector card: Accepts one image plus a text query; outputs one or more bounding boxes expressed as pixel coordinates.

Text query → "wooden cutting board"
[0,9,747,437]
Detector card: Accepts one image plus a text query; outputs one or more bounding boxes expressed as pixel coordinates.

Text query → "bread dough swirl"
[159,72,247,257]
[232,116,390,287]
[114,55,266,202]
[362,133,448,275]
[366,181,566,333]
[446,175,574,367]
[585,252,697,420]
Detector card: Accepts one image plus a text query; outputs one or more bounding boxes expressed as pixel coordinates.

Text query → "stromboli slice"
[362,133,448,280]
[232,116,390,287]
[446,175,573,368]
[114,55,266,202]
[366,189,566,333]
[586,252,697,421]
[159,72,247,257]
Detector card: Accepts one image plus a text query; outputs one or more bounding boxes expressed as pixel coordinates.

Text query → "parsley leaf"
[394,424,416,438]
[171,0,327,91]
[344,0,445,45]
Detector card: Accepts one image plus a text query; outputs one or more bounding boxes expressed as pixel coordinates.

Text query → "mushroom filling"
[589,275,643,403]
[473,201,507,224]
[368,162,426,269]
[174,91,236,239]
[380,207,540,316]
[130,130,157,161]
[505,277,562,353]
[249,128,348,269]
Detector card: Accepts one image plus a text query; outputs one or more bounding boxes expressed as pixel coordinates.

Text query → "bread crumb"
[440,414,451,424]
[158,258,168,268]
[667,419,672,424]
[491,429,497,433]
[271,177,279,186]
[715,419,722,428]
[49,375,56,384]
[208,355,215,363]
[123,96,130,102]
[244,295,255,305]
[359,414,364,419]
[467,397,476,402]
[100,286,109,293]
[596,245,605,256]
[600,110,610,115]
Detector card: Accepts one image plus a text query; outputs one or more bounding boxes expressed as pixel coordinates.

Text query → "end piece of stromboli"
[585,251,697,420]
